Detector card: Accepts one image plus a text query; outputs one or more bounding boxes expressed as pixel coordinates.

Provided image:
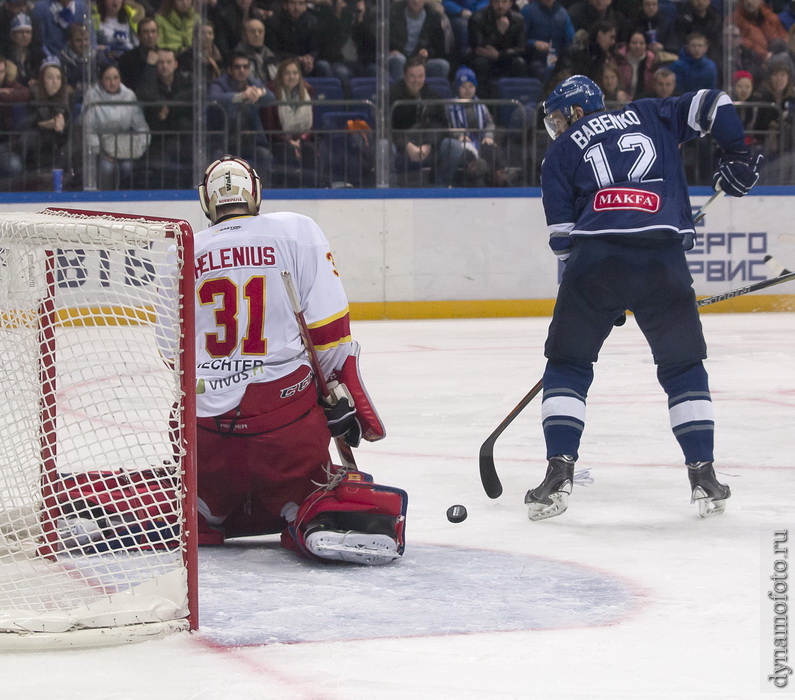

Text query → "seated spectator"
[349,0,377,77]
[314,0,356,89]
[778,24,795,73]
[0,0,43,59]
[92,0,144,66]
[265,0,333,78]
[752,54,795,156]
[82,62,150,189]
[615,29,656,99]
[732,69,761,147]
[211,0,269,64]
[8,13,45,87]
[236,17,279,84]
[443,0,487,64]
[521,0,575,81]
[567,0,626,37]
[446,65,506,185]
[136,47,193,187]
[33,0,89,57]
[0,56,28,178]
[644,64,675,96]
[25,58,72,172]
[598,62,630,103]
[780,1,795,32]
[58,21,91,97]
[673,0,722,67]
[117,16,158,94]
[723,23,766,83]
[178,20,225,82]
[469,0,527,97]
[733,68,755,102]
[628,0,674,54]
[734,0,788,66]
[389,55,464,186]
[669,31,717,93]
[155,0,200,54]
[562,20,618,80]
[262,56,323,186]
[388,0,450,83]
[208,52,275,175]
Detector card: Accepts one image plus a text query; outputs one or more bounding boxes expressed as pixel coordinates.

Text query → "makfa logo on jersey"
[593,187,660,214]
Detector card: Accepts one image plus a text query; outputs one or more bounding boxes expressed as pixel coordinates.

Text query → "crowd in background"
[0,0,792,189]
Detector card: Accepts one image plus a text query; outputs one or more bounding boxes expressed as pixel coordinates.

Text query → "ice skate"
[525,456,575,521]
[304,529,400,565]
[688,461,731,518]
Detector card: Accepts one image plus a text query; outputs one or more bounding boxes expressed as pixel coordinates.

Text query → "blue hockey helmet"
[543,75,605,139]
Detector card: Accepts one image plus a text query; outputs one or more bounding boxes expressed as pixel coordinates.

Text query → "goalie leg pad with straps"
[286,470,408,565]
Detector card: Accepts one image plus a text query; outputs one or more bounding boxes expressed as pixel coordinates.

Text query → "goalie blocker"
[320,344,386,447]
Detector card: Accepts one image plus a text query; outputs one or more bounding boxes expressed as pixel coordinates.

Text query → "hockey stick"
[477,190,760,499]
[281,270,357,470]
[693,188,722,225]
[479,263,795,498]
[479,379,542,499]
[696,266,795,307]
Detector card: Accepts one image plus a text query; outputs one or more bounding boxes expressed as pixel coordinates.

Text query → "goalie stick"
[280,270,357,470]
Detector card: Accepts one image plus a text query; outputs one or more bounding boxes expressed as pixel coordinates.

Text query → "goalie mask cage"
[0,208,197,649]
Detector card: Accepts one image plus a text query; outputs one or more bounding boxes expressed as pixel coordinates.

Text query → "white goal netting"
[0,209,196,648]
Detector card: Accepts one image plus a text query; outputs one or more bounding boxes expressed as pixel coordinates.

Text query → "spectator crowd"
[0,0,792,189]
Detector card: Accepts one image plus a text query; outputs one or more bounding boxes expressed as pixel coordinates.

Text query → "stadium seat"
[318,111,374,187]
[425,76,453,99]
[496,77,543,127]
[305,77,345,122]
[350,77,377,102]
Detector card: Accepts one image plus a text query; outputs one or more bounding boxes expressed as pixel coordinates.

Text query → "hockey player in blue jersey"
[526,75,763,521]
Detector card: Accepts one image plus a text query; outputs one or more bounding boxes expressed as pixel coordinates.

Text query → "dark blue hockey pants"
[541,236,714,464]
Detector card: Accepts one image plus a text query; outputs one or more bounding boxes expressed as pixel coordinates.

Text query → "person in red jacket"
[733,0,788,65]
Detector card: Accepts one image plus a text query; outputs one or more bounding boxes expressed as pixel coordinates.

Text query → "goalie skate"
[525,456,575,521]
[305,530,400,566]
[688,461,731,518]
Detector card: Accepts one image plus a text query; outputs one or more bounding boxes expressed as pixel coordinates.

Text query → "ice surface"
[2,312,794,700]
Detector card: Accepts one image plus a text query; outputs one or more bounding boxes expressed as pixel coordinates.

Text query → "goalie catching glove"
[712,149,764,198]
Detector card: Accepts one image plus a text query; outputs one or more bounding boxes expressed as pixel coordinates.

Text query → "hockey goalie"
[192,156,407,565]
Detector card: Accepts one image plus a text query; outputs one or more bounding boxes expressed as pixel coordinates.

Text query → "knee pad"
[287,470,408,562]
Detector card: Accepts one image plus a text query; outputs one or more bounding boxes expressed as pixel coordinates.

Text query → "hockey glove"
[712,150,764,198]
[321,381,362,447]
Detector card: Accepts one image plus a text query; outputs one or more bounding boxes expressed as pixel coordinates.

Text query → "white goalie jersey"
[192,211,352,417]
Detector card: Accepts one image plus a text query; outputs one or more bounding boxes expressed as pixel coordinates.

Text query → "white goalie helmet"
[199,155,262,223]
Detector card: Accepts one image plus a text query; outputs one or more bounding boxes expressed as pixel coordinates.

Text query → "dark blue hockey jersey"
[541,89,746,258]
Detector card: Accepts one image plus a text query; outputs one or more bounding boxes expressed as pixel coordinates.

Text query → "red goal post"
[0,208,197,648]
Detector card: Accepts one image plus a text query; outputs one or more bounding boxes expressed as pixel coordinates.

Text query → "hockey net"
[0,208,196,648]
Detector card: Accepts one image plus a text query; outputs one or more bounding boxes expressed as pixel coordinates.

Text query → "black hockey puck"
[446,504,468,523]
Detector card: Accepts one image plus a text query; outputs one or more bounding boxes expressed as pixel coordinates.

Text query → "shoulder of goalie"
[284,469,408,565]
[321,341,386,447]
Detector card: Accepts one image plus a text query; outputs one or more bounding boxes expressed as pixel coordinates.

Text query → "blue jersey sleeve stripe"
[687,90,730,135]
